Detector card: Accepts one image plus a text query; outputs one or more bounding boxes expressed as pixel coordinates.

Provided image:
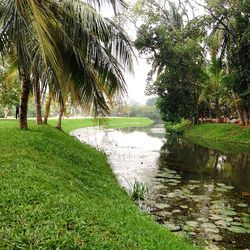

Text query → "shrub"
[165,119,191,135]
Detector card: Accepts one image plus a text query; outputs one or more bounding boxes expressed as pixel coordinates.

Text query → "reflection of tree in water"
[158,136,250,191]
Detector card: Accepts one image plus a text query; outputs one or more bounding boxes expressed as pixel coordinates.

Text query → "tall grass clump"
[127,179,149,201]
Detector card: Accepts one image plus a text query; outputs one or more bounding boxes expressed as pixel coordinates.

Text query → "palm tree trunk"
[44,92,52,125]
[56,100,64,130]
[20,73,31,130]
[34,78,43,125]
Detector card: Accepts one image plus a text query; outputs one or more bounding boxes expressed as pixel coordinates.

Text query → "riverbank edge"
[0,119,195,249]
[184,123,250,144]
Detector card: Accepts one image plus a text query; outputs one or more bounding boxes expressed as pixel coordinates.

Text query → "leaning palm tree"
[0,0,133,129]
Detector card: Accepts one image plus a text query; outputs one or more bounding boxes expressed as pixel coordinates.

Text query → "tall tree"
[0,0,133,129]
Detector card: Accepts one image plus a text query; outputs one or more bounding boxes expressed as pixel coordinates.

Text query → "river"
[71,124,250,250]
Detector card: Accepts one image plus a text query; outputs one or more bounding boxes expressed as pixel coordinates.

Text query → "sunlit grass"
[0,120,195,249]
[185,123,250,145]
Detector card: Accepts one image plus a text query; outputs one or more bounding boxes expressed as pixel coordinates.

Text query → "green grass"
[185,123,250,148]
[0,120,194,249]
[48,117,153,133]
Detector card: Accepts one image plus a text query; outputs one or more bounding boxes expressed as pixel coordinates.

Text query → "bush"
[165,119,191,135]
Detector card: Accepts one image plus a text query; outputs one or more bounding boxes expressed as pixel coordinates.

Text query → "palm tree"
[199,58,226,118]
[0,0,133,129]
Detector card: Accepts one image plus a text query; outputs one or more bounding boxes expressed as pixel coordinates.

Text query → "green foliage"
[0,120,195,249]
[127,180,149,201]
[0,0,134,129]
[132,0,250,125]
[165,119,192,135]
[134,1,205,124]
[0,65,21,115]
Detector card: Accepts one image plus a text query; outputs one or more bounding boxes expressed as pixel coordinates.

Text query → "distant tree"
[0,63,20,118]
[0,0,133,130]
[146,97,157,106]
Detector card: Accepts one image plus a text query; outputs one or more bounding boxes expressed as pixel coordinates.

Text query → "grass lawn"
[0,119,194,249]
[48,117,153,133]
[185,123,250,144]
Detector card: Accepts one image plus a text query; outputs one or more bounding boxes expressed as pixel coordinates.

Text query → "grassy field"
[185,123,250,145]
[48,117,153,133]
[0,119,194,249]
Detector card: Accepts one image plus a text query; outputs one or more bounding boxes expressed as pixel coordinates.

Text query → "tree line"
[129,0,250,125]
[0,0,133,129]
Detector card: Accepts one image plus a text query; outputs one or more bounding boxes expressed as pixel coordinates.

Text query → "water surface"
[71,124,250,249]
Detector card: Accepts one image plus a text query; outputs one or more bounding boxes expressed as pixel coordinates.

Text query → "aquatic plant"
[127,179,149,201]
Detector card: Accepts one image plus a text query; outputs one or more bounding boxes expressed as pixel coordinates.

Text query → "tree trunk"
[238,108,246,126]
[215,97,219,118]
[244,108,249,126]
[44,92,52,125]
[20,73,31,130]
[56,100,64,130]
[34,78,43,124]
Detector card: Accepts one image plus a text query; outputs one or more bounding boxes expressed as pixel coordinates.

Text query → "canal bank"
[184,123,250,147]
[0,120,194,249]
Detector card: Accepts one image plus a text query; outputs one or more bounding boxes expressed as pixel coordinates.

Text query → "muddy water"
[71,124,250,250]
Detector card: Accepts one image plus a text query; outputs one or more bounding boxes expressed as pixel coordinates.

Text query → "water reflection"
[71,126,165,188]
[71,125,250,249]
[159,136,250,192]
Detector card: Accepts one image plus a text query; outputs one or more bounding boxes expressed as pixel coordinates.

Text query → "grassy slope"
[185,123,250,144]
[48,117,153,133]
[0,120,194,249]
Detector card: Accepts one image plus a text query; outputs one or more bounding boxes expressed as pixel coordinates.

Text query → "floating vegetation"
[155,203,170,210]
[227,226,247,233]
[186,221,199,228]
[146,169,250,249]
[163,222,181,232]
[237,203,248,208]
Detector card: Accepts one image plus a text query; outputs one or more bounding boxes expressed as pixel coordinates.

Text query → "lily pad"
[204,227,220,234]
[190,195,211,202]
[156,211,173,217]
[215,187,228,192]
[189,180,200,184]
[166,192,176,198]
[221,210,237,216]
[236,203,248,208]
[197,217,209,223]
[215,220,230,228]
[227,226,247,233]
[205,244,220,250]
[201,223,217,229]
[154,184,166,190]
[231,221,243,226]
[172,209,181,214]
[168,182,178,186]
[186,221,199,228]
[207,233,223,242]
[209,214,222,221]
[163,223,181,232]
[155,204,170,210]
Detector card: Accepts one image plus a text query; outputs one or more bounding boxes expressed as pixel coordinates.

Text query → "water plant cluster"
[141,169,250,249]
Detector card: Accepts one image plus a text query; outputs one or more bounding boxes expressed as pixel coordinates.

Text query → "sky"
[101,2,152,104]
